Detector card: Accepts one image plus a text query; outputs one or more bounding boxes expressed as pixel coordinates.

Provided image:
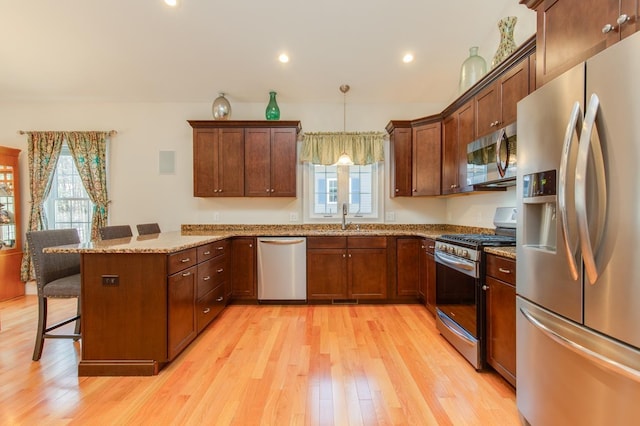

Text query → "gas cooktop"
[437,233,516,247]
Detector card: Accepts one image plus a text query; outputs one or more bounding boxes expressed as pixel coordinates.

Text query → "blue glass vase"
[265,91,280,120]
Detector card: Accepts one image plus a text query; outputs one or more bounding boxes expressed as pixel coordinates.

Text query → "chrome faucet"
[341,202,351,230]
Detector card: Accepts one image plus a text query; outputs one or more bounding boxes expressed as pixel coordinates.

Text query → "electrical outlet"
[102,275,119,286]
[385,211,396,222]
[289,212,299,222]
[213,211,220,221]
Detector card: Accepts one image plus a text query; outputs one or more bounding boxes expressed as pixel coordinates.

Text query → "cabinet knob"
[413,188,417,192]
[249,244,253,248]
[602,23,616,33]
[343,254,346,258]
[395,188,399,193]
[617,14,630,25]
[266,189,270,192]
[218,188,223,193]
[271,189,275,193]
[482,285,489,291]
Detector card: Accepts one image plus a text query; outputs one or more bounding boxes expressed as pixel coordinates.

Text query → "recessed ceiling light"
[403,53,414,63]
[164,0,178,7]
[278,53,290,63]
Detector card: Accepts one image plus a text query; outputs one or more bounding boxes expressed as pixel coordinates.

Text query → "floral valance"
[300,132,385,165]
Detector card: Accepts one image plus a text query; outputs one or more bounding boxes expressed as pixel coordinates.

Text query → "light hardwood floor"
[0,296,519,425]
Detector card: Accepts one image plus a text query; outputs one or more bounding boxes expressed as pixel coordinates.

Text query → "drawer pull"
[182,271,192,277]
[203,276,211,281]
[217,268,224,273]
[203,307,211,314]
[428,245,435,249]
[203,250,211,255]
[498,267,512,274]
[216,246,224,251]
[216,296,224,302]
[180,258,191,263]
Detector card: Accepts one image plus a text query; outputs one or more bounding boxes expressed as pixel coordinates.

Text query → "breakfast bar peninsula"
[48,232,229,376]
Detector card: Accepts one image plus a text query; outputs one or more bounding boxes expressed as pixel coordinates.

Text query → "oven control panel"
[435,243,480,261]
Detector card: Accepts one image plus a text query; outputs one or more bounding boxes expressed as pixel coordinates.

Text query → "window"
[44,143,94,243]
[306,163,382,221]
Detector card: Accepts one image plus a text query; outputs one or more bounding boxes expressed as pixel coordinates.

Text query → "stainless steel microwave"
[466,122,517,188]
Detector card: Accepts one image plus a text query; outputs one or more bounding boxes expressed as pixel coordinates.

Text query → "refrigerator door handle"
[576,93,607,284]
[559,101,583,281]
[520,306,640,383]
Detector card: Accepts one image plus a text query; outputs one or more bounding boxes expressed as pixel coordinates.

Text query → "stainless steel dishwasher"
[257,237,307,301]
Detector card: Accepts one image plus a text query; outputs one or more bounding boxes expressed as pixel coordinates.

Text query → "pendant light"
[336,84,354,166]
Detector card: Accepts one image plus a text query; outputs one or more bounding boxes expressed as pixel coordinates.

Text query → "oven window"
[436,262,477,338]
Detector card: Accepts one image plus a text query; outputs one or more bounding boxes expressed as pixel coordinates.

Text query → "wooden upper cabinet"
[189,120,301,198]
[475,57,529,138]
[387,121,412,197]
[534,0,638,87]
[412,120,441,196]
[442,100,474,195]
[192,127,244,197]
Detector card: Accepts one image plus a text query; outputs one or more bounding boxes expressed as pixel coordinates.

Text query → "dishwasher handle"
[258,238,306,245]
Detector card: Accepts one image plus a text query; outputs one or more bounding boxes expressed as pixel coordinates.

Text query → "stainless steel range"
[435,207,516,370]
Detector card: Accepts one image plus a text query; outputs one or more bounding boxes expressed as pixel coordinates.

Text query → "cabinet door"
[348,248,387,299]
[500,58,530,127]
[486,276,516,386]
[537,0,618,85]
[0,146,22,301]
[441,114,458,195]
[193,130,218,197]
[218,128,245,197]
[475,83,500,138]
[270,127,297,197]
[456,101,475,193]
[620,0,640,39]
[412,122,441,196]
[396,238,420,297]
[244,128,272,197]
[389,126,412,197]
[168,266,197,360]
[231,237,256,299]
[307,249,347,299]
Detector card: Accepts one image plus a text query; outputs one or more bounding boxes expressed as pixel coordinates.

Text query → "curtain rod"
[17,130,117,136]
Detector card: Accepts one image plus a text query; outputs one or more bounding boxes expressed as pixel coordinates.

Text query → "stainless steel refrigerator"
[516,31,640,425]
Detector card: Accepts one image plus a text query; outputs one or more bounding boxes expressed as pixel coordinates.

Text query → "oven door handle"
[436,309,476,346]
[435,251,476,276]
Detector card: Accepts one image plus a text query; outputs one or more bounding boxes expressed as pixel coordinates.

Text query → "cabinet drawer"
[307,236,347,249]
[348,236,387,249]
[196,284,225,333]
[486,254,516,285]
[197,255,228,298]
[168,248,197,275]
[198,239,229,262]
[423,238,436,254]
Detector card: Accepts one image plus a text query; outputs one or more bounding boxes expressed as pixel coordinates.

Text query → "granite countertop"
[46,224,505,254]
[485,246,516,260]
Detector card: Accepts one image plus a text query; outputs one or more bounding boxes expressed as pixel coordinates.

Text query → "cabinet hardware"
[498,267,512,274]
[203,251,211,255]
[482,285,489,290]
[203,276,211,281]
[266,189,270,192]
[182,271,191,277]
[602,23,616,33]
[343,254,346,258]
[395,188,399,192]
[180,258,191,263]
[203,307,210,314]
[428,246,435,249]
[617,14,630,25]
[216,246,224,250]
[217,268,224,273]
[271,189,275,192]
[216,296,224,302]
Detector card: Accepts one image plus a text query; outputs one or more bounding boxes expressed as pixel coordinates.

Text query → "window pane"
[349,165,373,215]
[313,165,338,215]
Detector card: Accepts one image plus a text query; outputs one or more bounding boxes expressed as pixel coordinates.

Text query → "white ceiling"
[0,1,535,105]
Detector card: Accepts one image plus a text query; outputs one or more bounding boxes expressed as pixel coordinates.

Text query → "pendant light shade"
[335,84,354,166]
[212,93,231,120]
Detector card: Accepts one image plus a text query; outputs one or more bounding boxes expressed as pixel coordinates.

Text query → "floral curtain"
[20,132,65,281]
[66,132,109,242]
[20,131,111,282]
[300,132,385,165]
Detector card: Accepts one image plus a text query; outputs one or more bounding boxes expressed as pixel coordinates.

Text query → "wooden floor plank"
[0,296,518,425]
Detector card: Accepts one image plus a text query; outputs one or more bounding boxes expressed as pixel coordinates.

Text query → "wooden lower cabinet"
[307,236,387,300]
[485,254,517,387]
[79,240,230,376]
[231,237,257,300]
[420,238,436,315]
[396,238,420,298]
